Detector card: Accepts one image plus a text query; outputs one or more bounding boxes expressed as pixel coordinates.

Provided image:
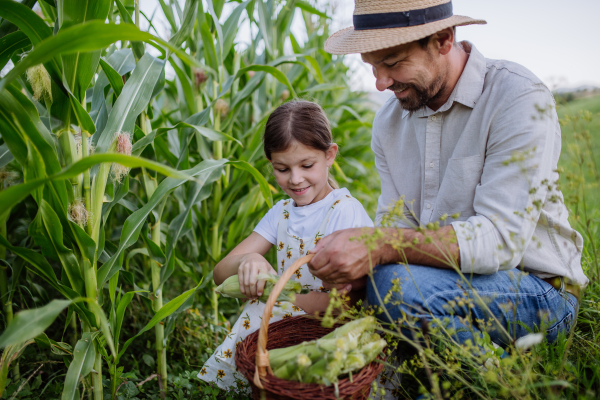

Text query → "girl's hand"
[238,253,277,299]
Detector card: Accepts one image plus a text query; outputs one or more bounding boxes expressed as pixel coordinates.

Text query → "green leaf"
[39,201,85,295]
[235,65,297,98]
[0,21,201,94]
[0,299,72,349]
[114,292,136,351]
[295,1,329,18]
[0,0,53,45]
[96,159,227,290]
[0,340,35,397]
[299,83,346,94]
[114,0,145,59]
[0,144,13,169]
[117,284,199,361]
[169,0,198,49]
[61,332,96,400]
[86,302,116,359]
[99,58,124,97]
[0,31,30,71]
[0,153,192,221]
[256,0,273,56]
[228,160,273,208]
[220,0,251,58]
[94,53,165,153]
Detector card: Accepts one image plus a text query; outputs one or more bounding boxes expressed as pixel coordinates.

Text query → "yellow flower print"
[224,349,233,359]
[292,305,301,312]
[250,299,258,305]
[236,341,242,349]
[200,367,207,376]
[280,259,285,268]
[319,286,329,293]
[295,269,302,279]
[276,301,282,306]
[283,210,289,220]
[299,240,305,255]
[283,200,290,206]
[217,370,225,379]
[346,195,351,198]
[332,199,341,207]
[282,313,292,319]
[278,241,284,250]
[243,320,251,330]
[314,232,323,245]
[286,250,292,259]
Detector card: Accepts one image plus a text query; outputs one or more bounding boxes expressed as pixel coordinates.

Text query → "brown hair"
[263,100,339,189]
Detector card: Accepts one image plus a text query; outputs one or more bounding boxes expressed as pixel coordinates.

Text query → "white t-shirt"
[254,188,374,244]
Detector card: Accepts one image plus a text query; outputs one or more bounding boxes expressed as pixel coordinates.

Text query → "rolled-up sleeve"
[451,84,559,274]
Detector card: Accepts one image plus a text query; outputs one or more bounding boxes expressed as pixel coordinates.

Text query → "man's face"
[362,39,449,112]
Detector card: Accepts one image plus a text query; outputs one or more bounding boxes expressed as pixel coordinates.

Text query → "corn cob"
[214,273,309,303]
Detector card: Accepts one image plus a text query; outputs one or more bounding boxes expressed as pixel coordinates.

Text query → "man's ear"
[326,143,339,167]
[433,28,454,56]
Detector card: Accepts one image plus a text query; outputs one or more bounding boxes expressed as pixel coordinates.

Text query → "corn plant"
[0,0,376,399]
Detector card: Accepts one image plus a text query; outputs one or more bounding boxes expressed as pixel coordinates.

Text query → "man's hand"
[308,228,376,285]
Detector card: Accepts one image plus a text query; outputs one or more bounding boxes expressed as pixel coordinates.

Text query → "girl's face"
[270,141,338,206]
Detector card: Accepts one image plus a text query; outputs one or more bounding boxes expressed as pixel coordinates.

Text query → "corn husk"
[214,273,308,303]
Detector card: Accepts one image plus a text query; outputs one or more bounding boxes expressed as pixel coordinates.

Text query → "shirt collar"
[403,41,486,119]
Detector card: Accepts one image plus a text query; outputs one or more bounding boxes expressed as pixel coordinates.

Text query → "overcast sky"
[141,0,597,93]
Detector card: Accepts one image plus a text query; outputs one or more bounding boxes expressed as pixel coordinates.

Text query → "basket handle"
[253,253,314,389]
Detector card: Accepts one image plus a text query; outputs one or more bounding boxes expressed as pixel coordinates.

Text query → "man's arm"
[308,225,459,286]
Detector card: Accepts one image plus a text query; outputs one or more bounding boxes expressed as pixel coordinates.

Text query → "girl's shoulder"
[327,188,374,226]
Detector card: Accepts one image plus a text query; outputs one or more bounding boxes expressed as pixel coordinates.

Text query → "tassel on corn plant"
[25,63,52,103]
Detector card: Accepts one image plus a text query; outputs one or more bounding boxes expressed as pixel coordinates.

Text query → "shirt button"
[431,116,437,121]
[426,203,432,209]
[429,162,434,168]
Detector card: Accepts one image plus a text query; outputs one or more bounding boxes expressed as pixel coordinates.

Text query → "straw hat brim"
[325,15,486,55]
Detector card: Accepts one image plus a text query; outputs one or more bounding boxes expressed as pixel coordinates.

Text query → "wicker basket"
[235,254,385,399]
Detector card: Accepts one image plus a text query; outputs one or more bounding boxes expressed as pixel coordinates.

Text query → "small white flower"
[515,333,544,351]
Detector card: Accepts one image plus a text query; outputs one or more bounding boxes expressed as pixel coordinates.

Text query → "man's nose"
[373,67,393,92]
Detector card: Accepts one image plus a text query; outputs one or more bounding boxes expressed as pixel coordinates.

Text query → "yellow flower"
[200,367,207,376]
[283,201,290,206]
[250,299,258,305]
[332,200,341,207]
[280,259,285,268]
[283,210,289,220]
[282,313,292,319]
[243,320,250,330]
[314,237,321,245]
[295,270,302,279]
[299,242,305,251]
[319,286,328,293]
[224,349,233,358]
[278,241,284,250]
[286,250,292,259]
[217,370,225,378]
[292,305,301,312]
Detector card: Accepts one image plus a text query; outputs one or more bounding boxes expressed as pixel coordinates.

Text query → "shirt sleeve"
[451,82,560,274]
[325,198,375,236]
[253,201,282,244]
[372,120,412,228]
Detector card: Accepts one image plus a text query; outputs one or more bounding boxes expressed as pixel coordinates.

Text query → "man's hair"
[417,27,457,49]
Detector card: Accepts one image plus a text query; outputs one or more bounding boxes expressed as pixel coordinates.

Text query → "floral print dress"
[198,195,352,391]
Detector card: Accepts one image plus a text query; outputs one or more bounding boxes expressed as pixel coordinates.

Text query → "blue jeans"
[366,264,578,346]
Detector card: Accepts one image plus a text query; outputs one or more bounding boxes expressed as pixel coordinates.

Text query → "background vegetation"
[0,0,598,399]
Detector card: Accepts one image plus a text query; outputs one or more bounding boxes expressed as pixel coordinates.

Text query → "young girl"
[198,100,374,391]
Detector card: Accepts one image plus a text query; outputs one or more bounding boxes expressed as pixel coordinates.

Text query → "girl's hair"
[263,100,339,189]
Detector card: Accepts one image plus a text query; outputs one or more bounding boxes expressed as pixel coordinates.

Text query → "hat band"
[353,2,453,31]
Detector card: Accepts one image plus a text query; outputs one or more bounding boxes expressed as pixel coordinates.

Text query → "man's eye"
[385,61,399,68]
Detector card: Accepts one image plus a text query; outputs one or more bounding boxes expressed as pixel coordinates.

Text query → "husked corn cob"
[269,317,386,387]
[214,273,308,303]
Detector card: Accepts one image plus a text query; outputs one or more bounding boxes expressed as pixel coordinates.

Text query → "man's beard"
[389,73,447,112]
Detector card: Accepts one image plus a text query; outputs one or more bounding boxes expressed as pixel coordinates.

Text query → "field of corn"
[0,0,599,399]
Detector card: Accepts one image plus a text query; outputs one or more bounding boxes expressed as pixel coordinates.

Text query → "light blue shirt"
[372,42,588,287]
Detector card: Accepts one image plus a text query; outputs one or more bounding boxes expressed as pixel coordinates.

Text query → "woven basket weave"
[235,254,385,399]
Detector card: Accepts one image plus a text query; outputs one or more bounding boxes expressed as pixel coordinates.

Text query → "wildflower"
[515,333,543,350]
[214,99,229,118]
[68,200,89,226]
[111,131,132,183]
[26,63,52,102]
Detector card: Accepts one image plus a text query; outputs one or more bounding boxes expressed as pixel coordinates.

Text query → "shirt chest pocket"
[436,155,483,222]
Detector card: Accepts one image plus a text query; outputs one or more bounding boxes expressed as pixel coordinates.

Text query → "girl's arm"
[213,232,274,298]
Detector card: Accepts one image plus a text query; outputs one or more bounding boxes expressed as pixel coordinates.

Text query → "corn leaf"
[99,58,124,97]
[0,299,73,349]
[61,332,97,400]
[0,31,30,71]
[228,160,273,208]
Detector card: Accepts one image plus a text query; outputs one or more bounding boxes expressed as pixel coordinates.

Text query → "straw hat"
[325,0,486,55]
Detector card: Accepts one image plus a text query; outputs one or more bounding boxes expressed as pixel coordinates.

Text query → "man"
[309,0,588,346]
